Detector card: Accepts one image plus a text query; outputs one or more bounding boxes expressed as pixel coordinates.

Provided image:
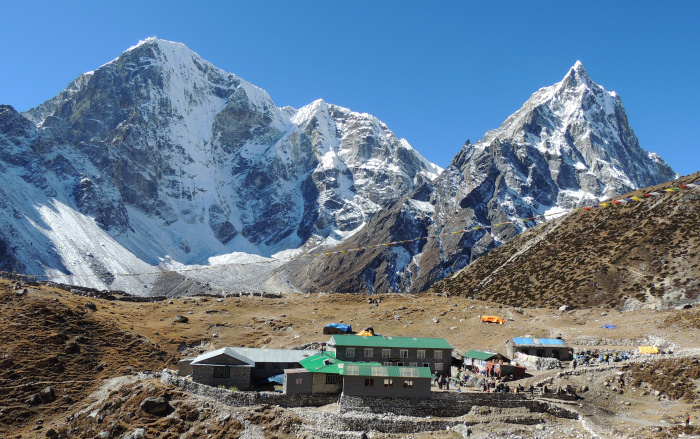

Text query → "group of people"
[433,372,450,390]
[573,350,631,366]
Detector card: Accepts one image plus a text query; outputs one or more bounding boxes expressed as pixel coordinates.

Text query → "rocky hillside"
[429,172,700,310]
[283,63,677,296]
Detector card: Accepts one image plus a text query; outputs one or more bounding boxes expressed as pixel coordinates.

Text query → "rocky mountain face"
[284,62,678,295]
[0,38,440,292]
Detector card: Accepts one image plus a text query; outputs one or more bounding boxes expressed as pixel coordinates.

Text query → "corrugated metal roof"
[191,347,319,366]
[190,347,255,366]
[341,365,432,379]
[299,353,381,375]
[511,338,566,347]
[462,349,500,360]
[227,347,319,363]
[329,334,453,349]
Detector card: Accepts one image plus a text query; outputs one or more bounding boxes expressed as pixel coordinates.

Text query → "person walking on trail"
[572,358,577,370]
[687,412,690,427]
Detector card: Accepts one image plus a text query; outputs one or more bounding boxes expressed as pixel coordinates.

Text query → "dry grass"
[629,357,700,402]
[430,172,700,310]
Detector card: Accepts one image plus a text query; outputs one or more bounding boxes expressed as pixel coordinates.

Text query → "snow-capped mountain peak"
[2,38,441,293]
[287,62,677,297]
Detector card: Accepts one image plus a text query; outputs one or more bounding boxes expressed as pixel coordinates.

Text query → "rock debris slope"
[285,62,678,295]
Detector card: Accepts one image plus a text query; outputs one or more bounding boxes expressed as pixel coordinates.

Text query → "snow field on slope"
[30,200,156,292]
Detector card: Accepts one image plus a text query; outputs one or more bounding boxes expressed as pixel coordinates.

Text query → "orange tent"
[357,330,375,336]
[480,315,505,324]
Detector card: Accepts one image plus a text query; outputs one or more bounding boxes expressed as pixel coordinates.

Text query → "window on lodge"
[384,378,393,388]
[400,349,408,358]
[325,374,340,384]
[364,348,373,358]
[212,367,230,378]
[404,380,413,388]
[365,378,374,387]
[346,347,355,357]
[382,349,391,358]
[417,350,426,359]
[434,350,443,359]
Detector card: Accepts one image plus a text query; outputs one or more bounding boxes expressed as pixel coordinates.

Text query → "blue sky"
[2,1,698,176]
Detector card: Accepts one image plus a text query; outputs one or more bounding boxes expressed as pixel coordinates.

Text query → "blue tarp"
[512,338,565,346]
[600,324,616,329]
[267,374,285,384]
[325,323,352,333]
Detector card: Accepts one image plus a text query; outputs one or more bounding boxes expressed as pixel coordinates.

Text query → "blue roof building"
[506,337,572,361]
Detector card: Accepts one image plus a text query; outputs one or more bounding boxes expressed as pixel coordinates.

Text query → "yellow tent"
[638,346,659,354]
[357,330,375,336]
[480,315,505,324]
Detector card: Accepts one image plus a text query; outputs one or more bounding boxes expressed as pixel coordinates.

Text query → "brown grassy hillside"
[429,172,700,309]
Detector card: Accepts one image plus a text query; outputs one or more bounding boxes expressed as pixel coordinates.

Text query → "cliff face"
[1,38,440,293]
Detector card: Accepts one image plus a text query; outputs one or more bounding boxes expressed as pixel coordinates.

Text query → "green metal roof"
[298,352,381,375]
[329,334,453,349]
[462,349,501,361]
[340,365,432,379]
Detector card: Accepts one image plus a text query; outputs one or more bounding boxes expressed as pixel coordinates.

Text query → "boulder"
[65,342,80,354]
[140,396,170,416]
[123,428,146,439]
[40,386,56,403]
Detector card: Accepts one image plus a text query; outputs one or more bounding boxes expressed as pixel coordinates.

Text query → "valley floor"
[1,279,699,438]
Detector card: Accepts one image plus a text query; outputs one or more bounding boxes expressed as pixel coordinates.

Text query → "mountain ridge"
[282,61,678,296]
[0,39,679,298]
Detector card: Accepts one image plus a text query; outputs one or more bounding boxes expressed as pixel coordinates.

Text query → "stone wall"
[161,370,578,420]
[339,392,579,420]
[162,370,338,408]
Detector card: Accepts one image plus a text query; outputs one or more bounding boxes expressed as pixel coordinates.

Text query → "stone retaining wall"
[339,393,579,420]
[161,370,338,408]
[161,370,579,421]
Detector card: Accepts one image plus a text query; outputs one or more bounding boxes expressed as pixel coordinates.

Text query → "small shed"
[506,337,573,361]
[283,368,314,395]
[485,361,527,378]
[287,352,380,395]
[462,349,509,370]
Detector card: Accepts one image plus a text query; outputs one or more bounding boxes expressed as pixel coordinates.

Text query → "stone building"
[341,364,432,398]
[186,347,255,390]
[327,334,453,376]
[181,347,319,389]
[285,352,432,398]
[506,337,573,361]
